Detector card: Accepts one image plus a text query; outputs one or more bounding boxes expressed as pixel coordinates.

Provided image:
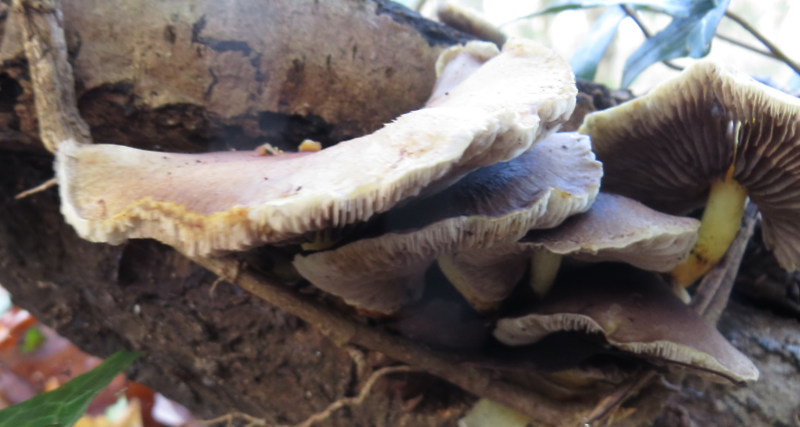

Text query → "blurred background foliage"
[397,0,800,94]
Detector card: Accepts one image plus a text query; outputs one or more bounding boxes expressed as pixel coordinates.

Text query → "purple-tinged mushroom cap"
[494,265,759,384]
[56,39,577,257]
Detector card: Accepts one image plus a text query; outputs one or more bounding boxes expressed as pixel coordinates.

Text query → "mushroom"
[292,132,602,314]
[578,61,800,287]
[440,192,700,304]
[494,264,759,384]
[56,38,577,256]
[436,1,507,48]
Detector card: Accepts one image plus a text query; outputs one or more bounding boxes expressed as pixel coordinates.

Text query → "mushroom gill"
[56,38,577,256]
[494,264,759,384]
[292,132,602,314]
[440,192,700,305]
[579,61,800,287]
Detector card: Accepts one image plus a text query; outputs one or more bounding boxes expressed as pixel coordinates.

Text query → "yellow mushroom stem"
[671,165,748,287]
[437,254,501,312]
[300,229,340,251]
[529,249,562,297]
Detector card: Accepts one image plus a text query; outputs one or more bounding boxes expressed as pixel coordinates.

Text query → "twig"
[191,256,592,427]
[14,0,92,151]
[208,260,241,298]
[723,11,800,76]
[620,5,683,72]
[714,33,775,59]
[295,366,417,427]
[344,345,367,380]
[198,411,268,427]
[14,177,56,200]
[584,370,657,425]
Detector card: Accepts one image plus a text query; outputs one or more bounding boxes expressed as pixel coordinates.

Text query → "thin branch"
[191,256,593,427]
[724,10,800,76]
[198,411,267,427]
[714,33,775,59]
[585,370,658,424]
[14,177,56,200]
[620,5,683,72]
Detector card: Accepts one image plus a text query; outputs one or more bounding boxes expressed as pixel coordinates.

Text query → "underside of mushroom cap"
[579,62,736,215]
[439,193,699,310]
[292,132,602,314]
[724,74,800,270]
[523,193,700,272]
[494,265,759,384]
[580,61,800,270]
[57,38,577,257]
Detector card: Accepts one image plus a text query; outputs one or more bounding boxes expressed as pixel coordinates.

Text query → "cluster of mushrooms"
[56,38,800,395]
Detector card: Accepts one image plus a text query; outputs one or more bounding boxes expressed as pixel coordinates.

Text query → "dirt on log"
[0,1,799,426]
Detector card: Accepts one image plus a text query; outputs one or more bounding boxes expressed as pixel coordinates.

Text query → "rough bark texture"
[0,1,799,426]
[0,0,471,154]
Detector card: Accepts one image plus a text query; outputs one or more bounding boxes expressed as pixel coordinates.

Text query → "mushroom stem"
[670,166,748,287]
[300,229,340,251]
[530,249,562,297]
[438,254,502,312]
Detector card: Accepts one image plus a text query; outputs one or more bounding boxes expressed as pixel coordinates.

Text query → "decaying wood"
[0,0,470,153]
[0,1,798,426]
[14,0,90,150]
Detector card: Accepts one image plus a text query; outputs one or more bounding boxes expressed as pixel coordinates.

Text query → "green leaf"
[570,6,628,81]
[532,0,693,18]
[21,326,46,353]
[0,351,140,427]
[621,0,730,87]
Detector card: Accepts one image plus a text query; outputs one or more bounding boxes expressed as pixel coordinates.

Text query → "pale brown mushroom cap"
[580,61,800,270]
[494,265,759,383]
[440,193,699,310]
[292,132,602,314]
[523,192,700,272]
[57,38,577,256]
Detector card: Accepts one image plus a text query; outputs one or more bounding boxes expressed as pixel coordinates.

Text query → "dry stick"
[724,11,800,77]
[15,0,92,151]
[198,411,267,427]
[14,177,56,200]
[715,33,776,60]
[584,370,658,424]
[192,256,591,427]
[344,345,368,380]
